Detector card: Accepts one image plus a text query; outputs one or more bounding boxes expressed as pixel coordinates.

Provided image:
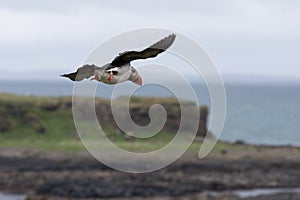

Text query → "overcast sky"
[0,0,300,80]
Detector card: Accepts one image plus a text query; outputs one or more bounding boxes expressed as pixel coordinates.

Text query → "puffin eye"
[106,69,118,75]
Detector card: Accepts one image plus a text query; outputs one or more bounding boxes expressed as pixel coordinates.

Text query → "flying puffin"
[61,34,176,85]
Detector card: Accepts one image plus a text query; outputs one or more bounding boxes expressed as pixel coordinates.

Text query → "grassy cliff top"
[0,93,259,156]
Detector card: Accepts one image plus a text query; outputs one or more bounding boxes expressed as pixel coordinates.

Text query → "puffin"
[61,34,176,85]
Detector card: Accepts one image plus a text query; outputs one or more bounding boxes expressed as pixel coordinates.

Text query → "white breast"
[100,64,131,84]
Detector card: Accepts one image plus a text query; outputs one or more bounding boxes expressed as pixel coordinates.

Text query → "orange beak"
[135,75,142,86]
[107,75,113,81]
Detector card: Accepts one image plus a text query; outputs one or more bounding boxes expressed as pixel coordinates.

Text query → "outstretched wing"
[110,34,176,67]
[61,64,97,81]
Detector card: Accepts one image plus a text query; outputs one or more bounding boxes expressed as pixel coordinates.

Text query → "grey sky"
[0,0,300,80]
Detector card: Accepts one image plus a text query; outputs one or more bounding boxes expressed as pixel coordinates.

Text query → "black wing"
[110,33,176,67]
[61,64,96,81]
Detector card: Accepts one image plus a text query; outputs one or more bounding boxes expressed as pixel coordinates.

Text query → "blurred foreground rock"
[0,145,299,200]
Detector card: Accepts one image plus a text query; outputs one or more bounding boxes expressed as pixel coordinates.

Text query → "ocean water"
[0,80,299,146]
[0,192,25,200]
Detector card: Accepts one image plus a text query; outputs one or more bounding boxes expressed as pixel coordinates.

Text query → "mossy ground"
[0,94,254,154]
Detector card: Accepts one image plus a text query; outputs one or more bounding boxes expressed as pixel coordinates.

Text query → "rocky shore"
[1,95,299,199]
[0,144,299,200]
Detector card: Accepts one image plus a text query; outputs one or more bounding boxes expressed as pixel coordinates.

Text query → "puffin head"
[129,67,142,86]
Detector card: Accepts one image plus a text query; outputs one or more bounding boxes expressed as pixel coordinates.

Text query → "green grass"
[0,94,82,152]
[0,94,251,154]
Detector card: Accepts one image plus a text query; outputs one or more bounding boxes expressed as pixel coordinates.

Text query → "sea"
[1,79,300,146]
[0,192,25,200]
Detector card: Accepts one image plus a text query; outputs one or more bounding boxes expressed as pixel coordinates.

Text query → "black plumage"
[110,34,176,67]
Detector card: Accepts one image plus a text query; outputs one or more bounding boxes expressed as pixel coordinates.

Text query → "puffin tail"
[60,72,78,81]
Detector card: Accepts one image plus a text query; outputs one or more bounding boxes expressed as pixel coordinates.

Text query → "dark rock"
[33,123,46,134]
[198,106,208,137]
[94,99,209,137]
[0,117,12,132]
[244,193,300,200]
[216,192,240,200]
[221,149,227,155]
[40,102,59,111]
[1,151,300,199]
[35,174,207,199]
[235,140,246,145]
[24,113,46,134]
[0,103,47,134]
[6,104,28,116]
[24,113,39,123]
[59,100,72,109]
[196,192,216,200]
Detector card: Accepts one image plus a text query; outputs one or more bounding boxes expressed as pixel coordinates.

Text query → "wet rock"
[34,175,207,199]
[0,148,300,200]
[244,193,300,200]
[215,192,240,200]
[195,192,216,200]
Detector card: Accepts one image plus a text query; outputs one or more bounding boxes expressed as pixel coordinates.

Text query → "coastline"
[0,142,299,200]
[1,94,300,199]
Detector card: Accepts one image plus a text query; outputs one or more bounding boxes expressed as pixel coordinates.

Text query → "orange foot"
[90,75,98,81]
